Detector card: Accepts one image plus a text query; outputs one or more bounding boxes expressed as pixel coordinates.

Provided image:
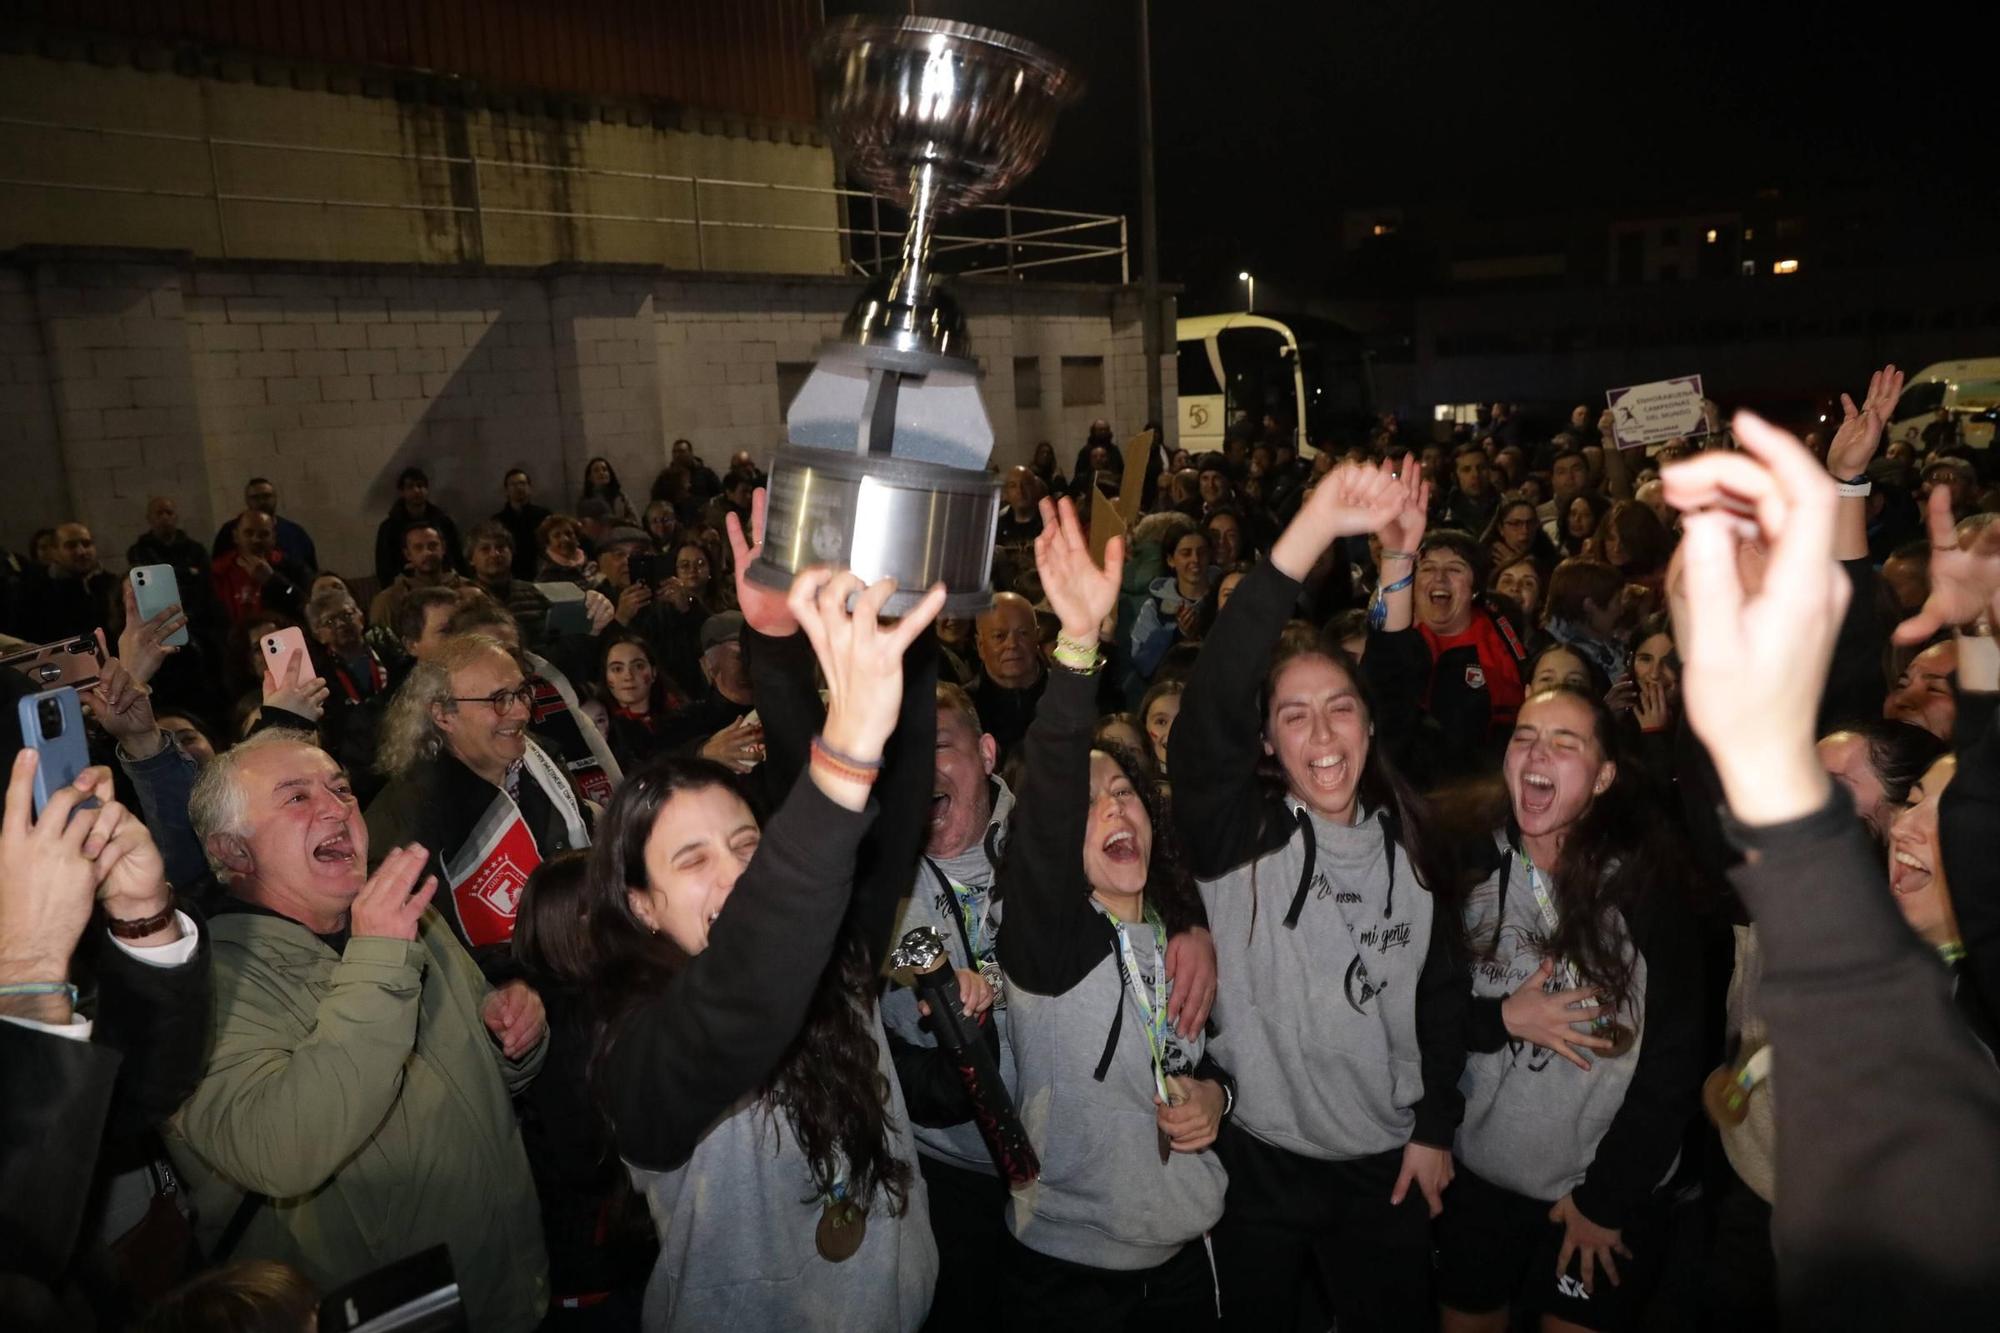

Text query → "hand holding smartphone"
[128,565,191,648]
[16,687,100,818]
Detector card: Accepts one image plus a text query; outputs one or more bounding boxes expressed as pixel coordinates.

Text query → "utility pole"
[1136,0,1164,434]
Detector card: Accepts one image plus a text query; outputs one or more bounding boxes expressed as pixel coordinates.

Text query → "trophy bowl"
[747,445,1001,618]
[750,17,1080,617]
[809,16,1083,216]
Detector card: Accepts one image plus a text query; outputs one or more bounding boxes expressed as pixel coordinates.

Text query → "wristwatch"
[106,891,178,940]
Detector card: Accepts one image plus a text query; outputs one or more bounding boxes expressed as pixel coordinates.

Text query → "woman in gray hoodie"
[586,567,947,1332]
[996,497,1233,1329]
[1170,457,1469,1332]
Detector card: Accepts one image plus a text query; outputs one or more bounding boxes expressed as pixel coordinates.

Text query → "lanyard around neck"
[1107,903,1171,1100]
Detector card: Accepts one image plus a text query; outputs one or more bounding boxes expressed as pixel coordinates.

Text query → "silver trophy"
[750,16,1082,615]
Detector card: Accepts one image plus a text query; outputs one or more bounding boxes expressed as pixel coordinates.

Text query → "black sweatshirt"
[1169,559,1467,1152]
[600,774,877,1172]
[1725,790,2000,1330]
[1940,688,2000,1051]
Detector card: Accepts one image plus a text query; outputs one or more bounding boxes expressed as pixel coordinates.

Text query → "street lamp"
[1238,270,1254,313]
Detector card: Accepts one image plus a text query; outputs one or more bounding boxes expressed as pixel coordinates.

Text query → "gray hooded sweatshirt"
[1453,835,1702,1228]
[997,668,1228,1271]
[629,1005,938,1331]
[1199,800,1435,1159]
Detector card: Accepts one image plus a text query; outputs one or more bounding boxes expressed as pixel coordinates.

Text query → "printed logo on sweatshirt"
[1465,664,1487,690]
[1557,1274,1591,1302]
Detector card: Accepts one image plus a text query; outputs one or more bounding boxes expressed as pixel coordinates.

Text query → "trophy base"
[749,444,1001,618]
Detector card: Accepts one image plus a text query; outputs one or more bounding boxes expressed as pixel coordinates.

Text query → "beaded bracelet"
[0,980,79,1007]
[1379,548,1417,562]
[1051,632,1103,674]
[810,738,880,786]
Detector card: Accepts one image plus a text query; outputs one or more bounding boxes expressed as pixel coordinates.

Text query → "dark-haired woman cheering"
[1438,686,1702,1333]
[997,498,1230,1329]
[588,568,947,1331]
[1171,459,1469,1333]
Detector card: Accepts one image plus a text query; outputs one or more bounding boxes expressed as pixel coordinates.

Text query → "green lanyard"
[1517,851,1582,990]
[1108,903,1171,1101]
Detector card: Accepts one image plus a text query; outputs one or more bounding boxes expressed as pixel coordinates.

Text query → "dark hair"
[1624,612,1675,664]
[1602,499,1671,575]
[140,1259,318,1333]
[466,518,513,557]
[583,456,625,504]
[1558,491,1611,556]
[399,519,444,549]
[444,597,516,641]
[1544,557,1623,626]
[1496,685,1689,1015]
[1137,680,1185,763]
[1527,641,1611,699]
[396,585,464,647]
[1418,527,1488,586]
[396,465,428,488]
[245,476,273,490]
[1256,637,1457,915]
[1826,718,1947,807]
[1322,608,1368,651]
[503,466,529,485]
[586,758,912,1217]
[597,630,677,712]
[1067,738,1205,938]
[514,850,595,986]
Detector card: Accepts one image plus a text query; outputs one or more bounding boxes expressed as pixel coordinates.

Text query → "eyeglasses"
[448,683,536,713]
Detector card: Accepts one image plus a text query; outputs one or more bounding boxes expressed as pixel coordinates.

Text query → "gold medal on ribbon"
[815,1197,867,1263]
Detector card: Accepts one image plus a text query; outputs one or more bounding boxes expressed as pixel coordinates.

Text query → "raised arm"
[996,497,1125,996]
[1670,410,2000,1329]
[601,569,945,1171]
[1824,364,1903,564]
[1172,458,1407,878]
[1912,494,2000,1038]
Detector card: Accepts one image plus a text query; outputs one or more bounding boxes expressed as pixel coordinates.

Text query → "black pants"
[1002,1230,1217,1333]
[1701,1160,1778,1332]
[918,1153,1010,1331]
[1209,1124,1435,1333]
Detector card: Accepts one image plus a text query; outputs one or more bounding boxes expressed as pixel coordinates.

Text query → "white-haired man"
[365,635,590,979]
[169,730,547,1332]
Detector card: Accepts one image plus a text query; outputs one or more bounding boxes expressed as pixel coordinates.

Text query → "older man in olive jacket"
[166,730,549,1332]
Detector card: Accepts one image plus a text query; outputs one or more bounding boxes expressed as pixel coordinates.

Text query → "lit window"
[1740,260,1755,276]
[1744,227,1755,241]
[1372,222,1396,236]
[1705,228,1718,244]
[1773,258,1800,276]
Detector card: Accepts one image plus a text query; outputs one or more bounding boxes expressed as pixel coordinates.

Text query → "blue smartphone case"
[17,687,95,817]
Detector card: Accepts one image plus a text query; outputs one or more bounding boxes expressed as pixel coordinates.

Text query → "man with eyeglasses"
[364,636,591,982]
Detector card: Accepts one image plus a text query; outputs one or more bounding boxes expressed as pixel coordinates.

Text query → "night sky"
[829,1,1996,312]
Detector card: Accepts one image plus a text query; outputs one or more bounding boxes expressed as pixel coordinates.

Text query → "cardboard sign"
[1605,375,1705,448]
[1088,482,1126,564]
[1119,429,1156,525]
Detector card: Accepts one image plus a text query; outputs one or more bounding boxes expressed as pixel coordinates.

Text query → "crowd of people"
[3,374,1998,1333]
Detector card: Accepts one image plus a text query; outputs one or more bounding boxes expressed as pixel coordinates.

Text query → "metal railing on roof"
[0,112,1128,282]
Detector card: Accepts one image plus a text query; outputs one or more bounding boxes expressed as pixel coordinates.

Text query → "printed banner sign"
[1605,374,1705,448]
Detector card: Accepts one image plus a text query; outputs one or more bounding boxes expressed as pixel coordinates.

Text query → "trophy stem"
[885,160,941,315]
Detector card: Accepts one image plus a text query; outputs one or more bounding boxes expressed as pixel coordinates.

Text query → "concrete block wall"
[0,253,1176,580]
[0,50,842,274]
[0,267,66,555]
